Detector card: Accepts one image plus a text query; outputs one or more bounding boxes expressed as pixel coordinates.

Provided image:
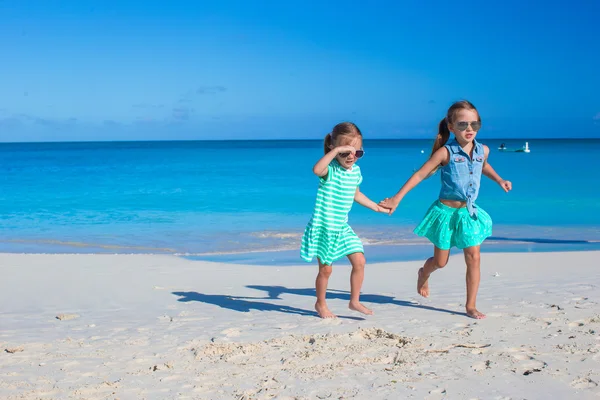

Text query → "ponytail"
[426,118,451,177]
[323,133,333,154]
[431,118,451,157]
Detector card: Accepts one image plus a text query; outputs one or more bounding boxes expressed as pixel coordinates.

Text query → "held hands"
[378,196,401,216]
[375,204,391,214]
[499,180,512,193]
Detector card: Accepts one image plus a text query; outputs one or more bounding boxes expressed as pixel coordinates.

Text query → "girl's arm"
[355,188,389,213]
[379,147,449,215]
[482,145,512,192]
[313,145,356,177]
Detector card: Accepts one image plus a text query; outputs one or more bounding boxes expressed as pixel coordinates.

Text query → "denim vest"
[438,139,485,218]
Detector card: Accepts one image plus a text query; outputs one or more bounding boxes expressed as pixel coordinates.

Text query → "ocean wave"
[1,225,599,256]
[1,238,176,253]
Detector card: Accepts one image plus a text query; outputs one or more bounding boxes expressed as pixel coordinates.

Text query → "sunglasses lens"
[456,122,468,131]
[338,150,364,158]
[455,121,481,131]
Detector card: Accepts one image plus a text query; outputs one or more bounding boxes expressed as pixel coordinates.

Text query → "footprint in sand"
[568,321,585,328]
[453,322,470,328]
[4,346,24,354]
[576,285,595,290]
[276,323,299,330]
[453,323,473,336]
[56,313,80,321]
[221,328,241,337]
[485,312,504,318]
[585,315,600,324]
[521,358,547,370]
[570,377,598,389]
[573,297,597,309]
[519,359,547,375]
[575,303,596,310]
[506,347,546,373]
[537,320,553,329]
[471,360,491,371]
[318,318,342,325]
[426,387,447,400]
[512,353,533,361]
[506,346,536,354]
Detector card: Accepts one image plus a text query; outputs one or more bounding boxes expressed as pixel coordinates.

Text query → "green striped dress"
[300,159,364,265]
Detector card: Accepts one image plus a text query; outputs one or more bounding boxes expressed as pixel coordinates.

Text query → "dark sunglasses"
[339,150,365,159]
[455,121,481,131]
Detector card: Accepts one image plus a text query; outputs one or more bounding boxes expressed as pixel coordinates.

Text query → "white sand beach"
[1,251,599,399]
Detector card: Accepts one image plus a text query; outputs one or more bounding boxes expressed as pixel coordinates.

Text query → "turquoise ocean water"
[1,139,599,264]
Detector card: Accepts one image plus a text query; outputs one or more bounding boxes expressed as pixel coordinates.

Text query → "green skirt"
[413,200,492,250]
[300,223,364,265]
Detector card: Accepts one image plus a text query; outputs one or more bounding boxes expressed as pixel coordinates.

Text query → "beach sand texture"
[1,252,599,399]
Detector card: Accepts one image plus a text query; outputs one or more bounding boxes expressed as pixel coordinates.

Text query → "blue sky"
[1,1,599,141]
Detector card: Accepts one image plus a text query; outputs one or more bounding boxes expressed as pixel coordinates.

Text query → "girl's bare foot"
[466,308,486,319]
[349,301,373,315]
[315,302,336,318]
[417,267,430,297]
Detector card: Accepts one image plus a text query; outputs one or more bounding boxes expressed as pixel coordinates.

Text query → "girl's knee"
[318,264,333,277]
[350,253,366,270]
[357,253,366,265]
[352,264,365,273]
[432,247,450,269]
[464,248,481,264]
[434,255,449,268]
[464,249,480,260]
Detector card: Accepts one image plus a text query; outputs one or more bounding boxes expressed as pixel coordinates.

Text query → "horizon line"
[0,137,597,145]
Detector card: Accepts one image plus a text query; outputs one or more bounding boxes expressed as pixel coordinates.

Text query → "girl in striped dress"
[301,122,390,318]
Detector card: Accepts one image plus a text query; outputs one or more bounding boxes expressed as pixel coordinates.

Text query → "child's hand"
[379,197,400,215]
[334,145,357,155]
[499,180,512,192]
[375,205,391,214]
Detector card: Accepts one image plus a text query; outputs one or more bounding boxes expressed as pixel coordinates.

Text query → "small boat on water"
[498,142,530,153]
[515,142,531,153]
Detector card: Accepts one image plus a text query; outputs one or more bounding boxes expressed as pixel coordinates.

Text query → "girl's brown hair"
[323,122,362,154]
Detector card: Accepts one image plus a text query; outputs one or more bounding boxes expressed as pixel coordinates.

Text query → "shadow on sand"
[489,236,598,245]
[245,285,467,317]
[172,291,365,320]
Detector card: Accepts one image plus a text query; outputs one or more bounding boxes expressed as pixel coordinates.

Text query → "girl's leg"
[315,258,335,318]
[417,246,450,297]
[347,252,373,315]
[462,246,485,319]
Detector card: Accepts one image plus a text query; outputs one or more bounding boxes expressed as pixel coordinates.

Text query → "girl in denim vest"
[380,100,512,319]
